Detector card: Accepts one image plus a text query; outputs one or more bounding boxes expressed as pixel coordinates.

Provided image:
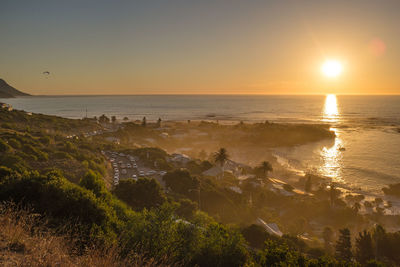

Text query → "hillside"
[0,108,398,266]
[0,79,30,98]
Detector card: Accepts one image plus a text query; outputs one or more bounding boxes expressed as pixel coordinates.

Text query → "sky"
[1,0,400,95]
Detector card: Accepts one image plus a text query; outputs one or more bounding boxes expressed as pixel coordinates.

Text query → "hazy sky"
[1,0,400,95]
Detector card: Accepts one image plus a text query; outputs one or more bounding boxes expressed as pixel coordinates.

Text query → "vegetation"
[1,107,400,266]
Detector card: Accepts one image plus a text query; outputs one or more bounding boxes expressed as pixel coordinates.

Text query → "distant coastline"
[0,79,30,98]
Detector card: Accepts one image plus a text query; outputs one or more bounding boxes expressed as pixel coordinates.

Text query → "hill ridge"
[0,79,30,98]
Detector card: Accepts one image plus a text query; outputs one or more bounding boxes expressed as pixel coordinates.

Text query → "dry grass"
[0,202,170,267]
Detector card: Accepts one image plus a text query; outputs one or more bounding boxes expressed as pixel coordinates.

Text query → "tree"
[335,228,352,262]
[355,230,374,264]
[141,116,147,127]
[0,139,11,153]
[79,171,107,199]
[241,224,269,249]
[214,148,229,178]
[304,175,312,192]
[98,114,110,123]
[123,116,129,121]
[176,198,197,219]
[162,169,199,197]
[111,116,117,123]
[353,202,361,213]
[329,183,340,207]
[372,225,386,261]
[322,227,334,255]
[258,161,272,180]
[156,117,162,127]
[374,197,383,207]
[113,178,165,211]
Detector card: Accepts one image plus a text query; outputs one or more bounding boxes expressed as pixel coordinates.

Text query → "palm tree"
[259,161,273,180]
[214,148,229,178]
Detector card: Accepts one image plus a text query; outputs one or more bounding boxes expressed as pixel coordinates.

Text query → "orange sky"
[1,1,400,95]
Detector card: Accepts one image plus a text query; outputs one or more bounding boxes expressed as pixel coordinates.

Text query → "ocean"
[2,95,400,196]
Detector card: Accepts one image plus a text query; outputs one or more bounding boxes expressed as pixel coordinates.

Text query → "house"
[229,186,243,194]
[169,153,192,164]
[105,136,120,144]
[0,103,13,111]
[202,159,247,178]
[256,218,283,237]
[159,132,169,138]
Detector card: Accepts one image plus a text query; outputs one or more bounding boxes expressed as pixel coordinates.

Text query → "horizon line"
[17,93,400,97]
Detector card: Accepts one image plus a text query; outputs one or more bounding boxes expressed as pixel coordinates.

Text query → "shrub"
[113,178,166,211]
[53,151,73,160]
[8,138,21,149]
[0,138,11,152]
[0,171,120,243]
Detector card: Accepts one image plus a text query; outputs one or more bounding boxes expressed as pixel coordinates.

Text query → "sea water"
[2,95,400,195]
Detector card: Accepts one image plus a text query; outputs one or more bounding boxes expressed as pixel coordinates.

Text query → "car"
[139,171,145,177]
[110,158,115,162]
[132,174,137,179]
[133,164,137,168]
[114,169,119,173]
[114,180,119,185]
[121,169,127,174]
[159,171,167,176]
[127,163,131,168]
[112,163,117,167]
[119,153,125,157]
[129,157,135,162]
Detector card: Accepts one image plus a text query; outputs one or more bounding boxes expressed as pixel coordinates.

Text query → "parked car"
[147,170,156,176]
[127,163,131,168]
[132,174,137,179]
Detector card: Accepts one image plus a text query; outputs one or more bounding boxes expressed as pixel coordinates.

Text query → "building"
[0,103,13,111]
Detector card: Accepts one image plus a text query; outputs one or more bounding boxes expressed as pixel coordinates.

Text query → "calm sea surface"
[2,95,400,195]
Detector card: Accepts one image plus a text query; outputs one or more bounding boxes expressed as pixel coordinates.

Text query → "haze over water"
[2,95,400,195]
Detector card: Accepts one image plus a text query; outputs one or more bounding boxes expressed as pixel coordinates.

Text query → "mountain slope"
[0,79,30,98]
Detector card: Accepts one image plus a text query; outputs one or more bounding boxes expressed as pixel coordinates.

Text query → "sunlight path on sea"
[320,94,344,183]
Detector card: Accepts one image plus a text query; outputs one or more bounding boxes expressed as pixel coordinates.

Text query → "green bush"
[0,171,120,243]
[113,178,166,211]
[8,138,21,149]
[0,138,11,152]
[79,170,108,199]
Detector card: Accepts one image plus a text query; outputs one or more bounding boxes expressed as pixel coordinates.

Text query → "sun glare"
[321,60,343,78]
[324,94,338,118]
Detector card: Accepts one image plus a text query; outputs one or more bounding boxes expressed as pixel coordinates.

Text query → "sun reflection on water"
[320,94,344,182]
[323,94,339,122]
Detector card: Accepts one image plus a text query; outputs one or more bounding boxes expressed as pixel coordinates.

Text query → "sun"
[321,59,343,78]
